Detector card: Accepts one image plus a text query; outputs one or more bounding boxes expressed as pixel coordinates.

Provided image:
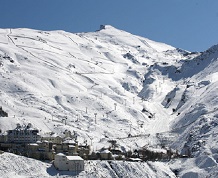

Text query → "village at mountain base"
[0,122,183,171]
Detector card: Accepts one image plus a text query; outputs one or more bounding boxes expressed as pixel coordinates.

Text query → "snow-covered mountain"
[0,25,218,177]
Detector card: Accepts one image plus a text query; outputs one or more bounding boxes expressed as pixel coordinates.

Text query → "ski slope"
[0,25,218,177]
[0,25,184,148]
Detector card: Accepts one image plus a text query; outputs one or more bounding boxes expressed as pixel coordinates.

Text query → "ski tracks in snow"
[148,102,172,134]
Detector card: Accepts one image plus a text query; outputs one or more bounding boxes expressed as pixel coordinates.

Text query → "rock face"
[0,107,8,117]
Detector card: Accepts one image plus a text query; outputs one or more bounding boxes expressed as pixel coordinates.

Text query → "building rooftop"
[68,145,75,148]
[56,153,65,156]
[100,149,111,154]
[66,156,83,161]
[28,143,39,146]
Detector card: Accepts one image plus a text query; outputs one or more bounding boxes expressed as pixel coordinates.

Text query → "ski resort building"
[41,132,63,144]
[0,124,91,161]
[7,123,40,143]
[54,153,84,171]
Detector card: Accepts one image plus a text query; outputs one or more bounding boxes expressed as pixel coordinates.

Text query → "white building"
[7,123,40,143]
[54,153,84,171]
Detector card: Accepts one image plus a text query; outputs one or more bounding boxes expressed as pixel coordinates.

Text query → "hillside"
[0,25,186,147]
[0,25,218,177]
[0,152,175,178]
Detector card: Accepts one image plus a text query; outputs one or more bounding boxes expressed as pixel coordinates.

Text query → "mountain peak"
[99,24,114,30]
[96,25,119,33]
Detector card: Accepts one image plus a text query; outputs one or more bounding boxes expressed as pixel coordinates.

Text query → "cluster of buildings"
[0,122,180,172]
[0,122,129,171]
[0,123,89,171]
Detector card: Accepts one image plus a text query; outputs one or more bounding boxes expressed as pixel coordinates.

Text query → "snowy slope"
[148,44,218,177]
[0,152,176,178]
[0,25,186,148]
[1,25,218,177]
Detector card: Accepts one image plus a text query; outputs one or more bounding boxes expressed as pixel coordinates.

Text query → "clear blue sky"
[0,0,218,52]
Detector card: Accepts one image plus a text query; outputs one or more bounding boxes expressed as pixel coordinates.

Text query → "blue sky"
[0,0,218,51]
